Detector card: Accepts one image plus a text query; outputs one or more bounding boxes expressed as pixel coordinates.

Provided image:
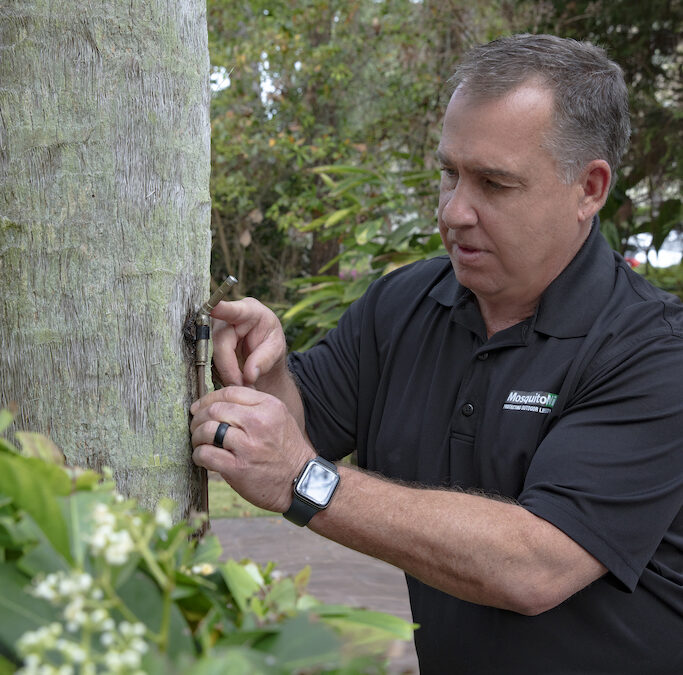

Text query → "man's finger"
[192,443,238,476]
[210,298,263,327]
[192,419,239,450]
[211,319,244,386]
[190,385,267,416]
[242,339,284,384]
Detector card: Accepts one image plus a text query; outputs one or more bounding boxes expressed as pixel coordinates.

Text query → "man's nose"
[440,182,478,228]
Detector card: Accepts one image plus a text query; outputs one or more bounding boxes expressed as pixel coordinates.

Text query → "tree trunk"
[0,0,211,516]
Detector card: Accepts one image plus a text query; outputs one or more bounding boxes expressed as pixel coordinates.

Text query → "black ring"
[213,422,230,448]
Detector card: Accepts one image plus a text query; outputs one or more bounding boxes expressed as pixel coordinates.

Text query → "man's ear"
[577,159,611,223]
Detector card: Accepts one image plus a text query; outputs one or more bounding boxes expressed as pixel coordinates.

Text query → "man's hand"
[210,297,287,388]
[190,386,315,513]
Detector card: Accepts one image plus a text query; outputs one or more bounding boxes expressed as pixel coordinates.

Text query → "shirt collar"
[532,217,615,338]
[428,216,616,339]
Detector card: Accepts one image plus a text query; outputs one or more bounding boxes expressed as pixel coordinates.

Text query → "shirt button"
[477,352,489,360]
[461,402,474,417]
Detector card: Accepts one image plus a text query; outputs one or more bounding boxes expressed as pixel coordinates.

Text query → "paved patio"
[210,516,419,674]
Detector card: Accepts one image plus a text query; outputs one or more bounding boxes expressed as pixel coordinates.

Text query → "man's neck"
[477,297,538,339]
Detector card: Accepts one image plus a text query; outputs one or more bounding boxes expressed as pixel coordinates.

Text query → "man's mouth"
[452,243,485,263]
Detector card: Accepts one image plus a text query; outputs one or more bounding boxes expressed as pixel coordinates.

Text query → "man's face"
[437,84,589,309]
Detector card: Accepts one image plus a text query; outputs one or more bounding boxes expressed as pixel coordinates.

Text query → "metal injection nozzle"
[199,275,238,317]
[195,275,238,369]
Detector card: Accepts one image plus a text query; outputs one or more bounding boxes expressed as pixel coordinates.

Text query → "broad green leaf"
[316,172,337,189]
[116,569,195,660]
[282,287,344,320]
[254,613,342,671]
[283,274,339,289]
[16,513,70,578]
[60,491,103,568]
[15,432,65,465]
[311,164,377,176]
[0,410,14,435]
[263,577,297,613]
[0,512,36,552]
[651,199,681,252]
[189,533,223,567]
[0,653,15,675]
[297,206,357,232]
[0,437,18,454]
[293,565,311,593]
[0,561,59,658]
[0,453,71,561]
[323,206,356,229]
[220,559,264,613]
[354,218,382,245]
[180,647,278,675]
[71,467,103,491]
[317,605,416,642]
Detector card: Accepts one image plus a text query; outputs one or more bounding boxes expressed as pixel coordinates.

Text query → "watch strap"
[283,456,338,527]
[283,495,320,527]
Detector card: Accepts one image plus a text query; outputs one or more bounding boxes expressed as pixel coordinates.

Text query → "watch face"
[296,462,338,507]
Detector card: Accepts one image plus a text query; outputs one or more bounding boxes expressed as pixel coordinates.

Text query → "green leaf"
[16,513,70,578]
[317,605,416,642]
[281,287,344,321]
[651,199,681,252]
[189,533,223,568]
[0,437,18,455]
[180,647,278,675]
[263,577,297,614]
[0,653,16,675]
[326,207,357,228]
[354,218,382,245]
[60,491,103,568]
[0,512,37,553]
[311,164,376,176]
[254,613,342,671]
[0,410,14,435]
[116,569,195,660]
[220,559,264,614]
[71,468,103,491]
[0,453,71,561]
[0,561,59,659]
[15,432,65,465]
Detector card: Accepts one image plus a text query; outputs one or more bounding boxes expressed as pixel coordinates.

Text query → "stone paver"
[210,517,419,674]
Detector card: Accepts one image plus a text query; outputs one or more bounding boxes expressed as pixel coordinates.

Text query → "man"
[191,35,682,673]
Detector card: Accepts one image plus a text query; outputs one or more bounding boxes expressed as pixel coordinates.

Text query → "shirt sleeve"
[519,309,683,591]
[288,290,367,461]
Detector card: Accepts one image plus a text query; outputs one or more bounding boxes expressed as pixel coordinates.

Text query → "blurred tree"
[206,0,498,306]
[0,0,212,515]
[522,0,682,259]
[207,0,680,347]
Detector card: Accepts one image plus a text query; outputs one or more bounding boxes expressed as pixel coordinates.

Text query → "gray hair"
[450,34,631,190]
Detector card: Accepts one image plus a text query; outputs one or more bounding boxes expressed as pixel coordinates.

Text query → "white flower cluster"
[32,572,104,633]
[87,503,135,566]
[154,504,173,530]
[190,563,216,576]
[18,570,149,675]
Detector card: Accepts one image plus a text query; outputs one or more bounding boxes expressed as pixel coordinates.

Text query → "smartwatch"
[283,456,340,527]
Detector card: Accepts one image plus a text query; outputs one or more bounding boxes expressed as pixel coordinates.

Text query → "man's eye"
[485,179,505,190]
[440,167,458,179]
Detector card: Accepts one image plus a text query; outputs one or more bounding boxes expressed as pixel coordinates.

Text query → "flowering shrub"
[0,410,413,674]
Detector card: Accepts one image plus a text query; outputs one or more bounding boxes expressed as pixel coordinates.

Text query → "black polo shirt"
[289,223,683,674]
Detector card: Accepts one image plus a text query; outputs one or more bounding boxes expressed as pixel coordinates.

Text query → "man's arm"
[310,464,606,616]
[190,386,606,617]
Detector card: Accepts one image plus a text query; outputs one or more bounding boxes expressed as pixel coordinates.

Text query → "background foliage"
[207,0,682,347]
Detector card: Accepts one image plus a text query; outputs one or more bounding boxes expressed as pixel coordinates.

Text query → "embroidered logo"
[503,390,558,415]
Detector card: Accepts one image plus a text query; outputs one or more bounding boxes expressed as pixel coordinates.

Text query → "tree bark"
[0,0,211,516]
